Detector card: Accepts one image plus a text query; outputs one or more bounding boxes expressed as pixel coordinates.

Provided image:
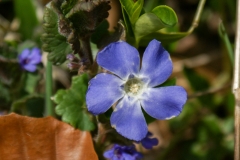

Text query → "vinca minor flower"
[104,144,142,160]
[18,48,42,72]
[86,39,187,141]
[138,132,158,149]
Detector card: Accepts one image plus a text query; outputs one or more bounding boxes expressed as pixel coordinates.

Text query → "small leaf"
[139,30,188,46]
[24,72,41,94]
[119,0,144,25]
[130,0,144,24]
[119,0,134,19]
[41,2,72,65]
[151,6,178,26]
[0,113,98,160]
[53,74,95,131]
[134,5,178,40]
[122,9,135,37]
[11,96,44,117]
[13,0,39,39]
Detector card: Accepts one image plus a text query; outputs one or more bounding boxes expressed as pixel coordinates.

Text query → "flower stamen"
[124,78,143,96]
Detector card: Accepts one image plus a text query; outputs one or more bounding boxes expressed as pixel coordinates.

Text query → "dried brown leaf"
[0,113,98,160]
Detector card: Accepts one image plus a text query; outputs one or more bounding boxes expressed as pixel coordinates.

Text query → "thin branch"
[233,0,240,159]
[188,0,206,33]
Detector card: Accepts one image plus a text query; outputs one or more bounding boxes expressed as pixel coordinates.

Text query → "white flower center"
[124,78,143,96]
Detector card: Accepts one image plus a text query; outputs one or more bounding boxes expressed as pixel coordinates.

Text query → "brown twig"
[233,0,240,159]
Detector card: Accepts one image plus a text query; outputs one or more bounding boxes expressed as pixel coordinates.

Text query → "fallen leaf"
[0,113,98,160]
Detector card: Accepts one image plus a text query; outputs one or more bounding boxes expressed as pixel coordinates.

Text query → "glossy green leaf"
[53,74,95,131]
[41,2,72,65]
[134,5,178,40]
[151,6,177,26]
[130,0,144,24]
[122,9,135,37]
[119,0,134,21]
[14,0,39,39]
[119,0,144,25]
[139,30,188,46]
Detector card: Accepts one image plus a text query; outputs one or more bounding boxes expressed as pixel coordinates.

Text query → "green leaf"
[11,96,44,117]
[122,9,135,37]
[139,30,188,46]
[119,0,134,16]
[119,0,144,25]
[134,5,178,40]
[183,67,209,91]
[218,22,234,65]
[41,2,72,65]
[24,72,41,94]
[14,0,39,40]
[151,6,177,26]
[53,74,95,131]
[130,0,144,24]
[119,0,143,38]
[183,66,213,106]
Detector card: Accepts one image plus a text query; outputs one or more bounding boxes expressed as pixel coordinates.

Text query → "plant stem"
[219,22,234,65]
[45,60,54,116]
[188,0,206,33]
[233,0,240,159]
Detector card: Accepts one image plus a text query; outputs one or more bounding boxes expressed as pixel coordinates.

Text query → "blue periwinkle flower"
[138,132,158,149]
[104,144,142,160]
[18,47,42,72]
[86,39,187,141]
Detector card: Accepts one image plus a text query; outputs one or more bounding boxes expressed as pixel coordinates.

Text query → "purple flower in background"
[104,144,142,160]
[138,132,158,149]
[18,47,42,72]
[86,39,187,141]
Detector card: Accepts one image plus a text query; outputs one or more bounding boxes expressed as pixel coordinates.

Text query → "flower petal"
[86,73,124,115]
[140,86,187,120]
[18,49,30,62]
[103,149,114,159]
[23,63,37,72]
[122,153,135,160]
[28,48,42,64]
[110,96,148,141]
[97,41,140,80]
[141,137,158,149]
[139,39,173,87]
